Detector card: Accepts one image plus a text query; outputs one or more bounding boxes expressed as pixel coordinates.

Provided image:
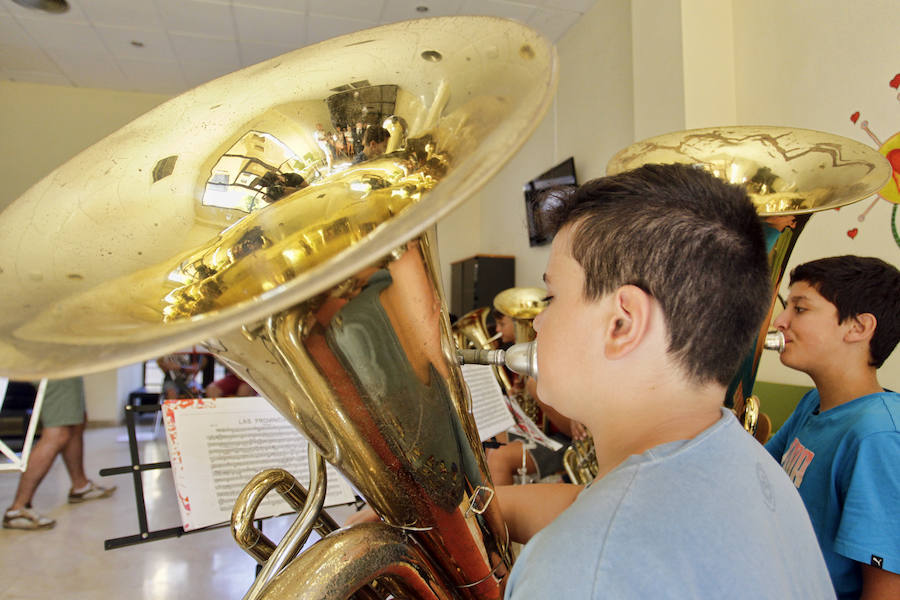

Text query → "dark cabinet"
[450,255,515,319]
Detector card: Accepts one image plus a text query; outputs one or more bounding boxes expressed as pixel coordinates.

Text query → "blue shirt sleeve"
[833,430,900,575]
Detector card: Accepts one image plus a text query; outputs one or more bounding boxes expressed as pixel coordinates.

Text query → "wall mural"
[848,72,900,249]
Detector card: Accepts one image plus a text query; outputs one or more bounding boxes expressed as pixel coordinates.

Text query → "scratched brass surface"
[0,17,557,380]
[607,126,891,216]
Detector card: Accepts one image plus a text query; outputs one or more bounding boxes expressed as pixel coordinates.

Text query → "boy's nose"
[772,311,787,330]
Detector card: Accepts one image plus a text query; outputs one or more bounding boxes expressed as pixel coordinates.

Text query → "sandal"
[68,481,117,504]
[3,508,56,530]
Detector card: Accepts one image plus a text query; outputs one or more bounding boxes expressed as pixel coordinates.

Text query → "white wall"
[730,0,900,389]
[473,0,635,289]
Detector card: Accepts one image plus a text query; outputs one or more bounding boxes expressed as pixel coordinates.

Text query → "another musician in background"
[487,309,575,485]
[205,369,256,398]
[766,256,900,599]
[500,164,834,598]
[157,352,205,400]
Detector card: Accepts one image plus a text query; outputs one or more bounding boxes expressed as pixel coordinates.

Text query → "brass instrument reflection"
[0,16,559,600]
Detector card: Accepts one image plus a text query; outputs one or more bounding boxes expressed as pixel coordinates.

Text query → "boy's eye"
[541,295,554,304]
[794,306,806,313]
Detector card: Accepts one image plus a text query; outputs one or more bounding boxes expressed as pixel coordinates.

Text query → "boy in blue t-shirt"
[766,255,900,599]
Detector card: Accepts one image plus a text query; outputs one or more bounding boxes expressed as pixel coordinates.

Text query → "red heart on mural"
[890,74,900,89]
[850,111,860,123]
[847,228,859,239]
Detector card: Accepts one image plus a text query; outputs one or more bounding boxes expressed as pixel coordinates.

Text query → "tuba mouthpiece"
[457,341,539,380]
[763,330,785,353]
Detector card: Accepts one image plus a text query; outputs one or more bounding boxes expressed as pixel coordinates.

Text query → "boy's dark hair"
[363,126,390,146]
[548,163,771,386]
[789,255,900,367]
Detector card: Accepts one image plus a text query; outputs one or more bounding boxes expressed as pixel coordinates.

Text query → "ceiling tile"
[180,59,240,88]
[2,0,587,94]
[458,0,537,21]
[239,40,305,67]
[169,32,240,65]
[527,7,580,41]
[118,58,188,94]
[541,0,595,13]
[306,14,379,46]
[14,17,108,53]
[95,24,177,61]
[5,0,90,22]
[0,13,33,45]
[233,0,309,11]
[232,4,307,45]
[0,67,72,86]
[156,0,236,38]
[45,49,130,90]
[308,0,385,22]
[77,0,163,28]
[0,43,60,71]
[380,0,464,22]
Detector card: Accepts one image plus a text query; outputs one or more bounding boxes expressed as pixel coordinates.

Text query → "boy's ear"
[844,313,877,344]
[604,284,653,359]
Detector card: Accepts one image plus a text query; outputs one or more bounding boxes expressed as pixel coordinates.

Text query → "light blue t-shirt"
[766,390,900,599]
[506,409,834,599]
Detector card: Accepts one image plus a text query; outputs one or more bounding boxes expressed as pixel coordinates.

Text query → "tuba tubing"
[257,523,457,600]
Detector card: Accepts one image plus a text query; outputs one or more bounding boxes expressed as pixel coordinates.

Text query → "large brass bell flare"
[0,17,558,380]
[606,125,891,415]
[606,125,891,216]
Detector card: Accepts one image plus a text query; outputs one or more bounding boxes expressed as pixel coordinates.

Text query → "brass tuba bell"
[606,125,891,424]
[0,17,559,600]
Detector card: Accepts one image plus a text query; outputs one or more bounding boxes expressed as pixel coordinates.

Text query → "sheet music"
[162,396,355,531]
[505,395,564,451]
[460,364,516,441]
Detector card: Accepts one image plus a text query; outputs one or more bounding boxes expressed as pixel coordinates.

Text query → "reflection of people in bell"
[315,122,334,169]
[352,121,365,155]
[257,171,307,203]
[353,126,391,164]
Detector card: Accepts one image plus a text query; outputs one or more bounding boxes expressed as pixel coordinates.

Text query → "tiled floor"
[0,422,357,599]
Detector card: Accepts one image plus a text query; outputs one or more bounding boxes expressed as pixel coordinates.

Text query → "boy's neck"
[811,366,882,412]
[588,381,725,480]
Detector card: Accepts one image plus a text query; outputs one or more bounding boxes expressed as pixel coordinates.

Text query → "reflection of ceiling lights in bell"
[12,0,69,13]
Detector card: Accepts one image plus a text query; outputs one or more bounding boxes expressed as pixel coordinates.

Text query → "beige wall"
[730,0,900,390]
[0,82,171,206]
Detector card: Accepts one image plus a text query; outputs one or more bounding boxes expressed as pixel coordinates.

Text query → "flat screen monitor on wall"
[523,157,577,247]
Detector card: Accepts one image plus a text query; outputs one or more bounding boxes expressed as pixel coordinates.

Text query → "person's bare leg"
[7,426,72,511]
[60,421,89,491]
